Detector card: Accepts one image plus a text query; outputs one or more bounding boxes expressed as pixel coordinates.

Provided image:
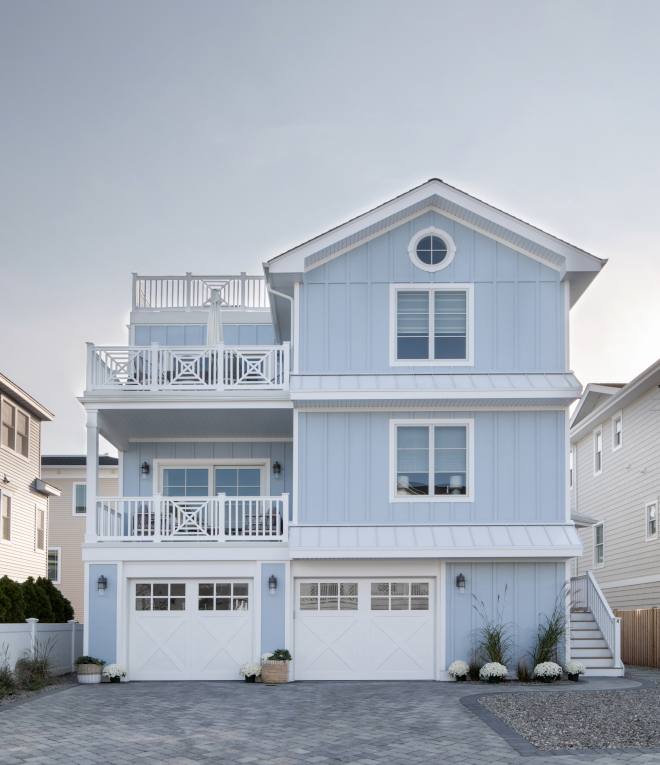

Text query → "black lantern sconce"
[272,461,281,478]
[456,573,466,594]
[141,462,150,476]
[97,575,108,594]
[268,575,278,595]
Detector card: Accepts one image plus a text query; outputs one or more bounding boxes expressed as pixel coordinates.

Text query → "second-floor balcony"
[86,342,290,392]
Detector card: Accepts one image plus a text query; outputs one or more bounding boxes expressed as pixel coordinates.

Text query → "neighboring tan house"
[0,373,59,581]
[571,360,660,609]
[41,455,119,621]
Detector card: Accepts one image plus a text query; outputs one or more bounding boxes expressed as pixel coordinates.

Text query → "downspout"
[263,263,295,362]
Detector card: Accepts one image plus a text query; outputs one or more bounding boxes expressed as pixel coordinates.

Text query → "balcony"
[94,494,289,542]
[86,343,290,392]
[133,273,270,312]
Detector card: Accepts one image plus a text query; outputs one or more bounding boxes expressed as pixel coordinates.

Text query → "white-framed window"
[197,582,249,611]
[48,548,61,583]
[407,227,457,273]
[612,412,623,451]
[570,447,575,488]
[73,483,87,515]
[1,397,30,459]
[155,459,269,497]
[594,429,603,475]
[35,506,45,551]
[389,419,474,502]
[389,284,474,367]
[594,523,604,567]
[646,502,658,541]
[135,582,186,611]
[1,491,11,542]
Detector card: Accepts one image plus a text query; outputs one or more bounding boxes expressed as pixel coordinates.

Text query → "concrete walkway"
[0,674,659,764]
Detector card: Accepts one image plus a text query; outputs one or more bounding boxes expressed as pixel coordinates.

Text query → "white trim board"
[599,574,660,590]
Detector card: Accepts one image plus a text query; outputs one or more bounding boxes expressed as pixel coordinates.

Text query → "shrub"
[74,656,105,665]
[516,658,533,682]
[269,649,292,661]
[14,638,54,690]
[35,578,74,623]
[22,577,54,623]
[0,576,25,623]
[533,661,562,680]
[530,585,569,667]
[468,648,481,681]
[0,644,15,692]
[479,662,508,679]
[472,585,513,667]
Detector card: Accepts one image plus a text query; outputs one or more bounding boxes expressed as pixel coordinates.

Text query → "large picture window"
[158,461,268,497]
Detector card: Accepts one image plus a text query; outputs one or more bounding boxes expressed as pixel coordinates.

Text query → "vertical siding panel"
[496,413,515,521]
[496,282,516,369]
[539,281,560,370]
[517,282,537,370]
[326,414,345,523]
[305,283,326,371]
[349,283,369,371]
[517,412,537,522]
[328,284,348,371]
[347,413,368,522]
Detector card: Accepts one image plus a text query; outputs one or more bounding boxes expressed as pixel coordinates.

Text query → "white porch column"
[86,410,99,542]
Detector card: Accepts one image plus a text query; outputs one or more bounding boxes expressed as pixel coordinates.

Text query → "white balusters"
[132,274,270,311]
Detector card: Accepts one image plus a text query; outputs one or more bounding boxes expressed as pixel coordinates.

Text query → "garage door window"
[300,583,358,611]
[198,582,249,611]
[135,583,186,611]
[371,583,429,611]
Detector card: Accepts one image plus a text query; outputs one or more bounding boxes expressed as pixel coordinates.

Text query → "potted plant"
[533,661,562,683]
[239,662,261,683]
[74,656,105,684]
[564,661,586,682]
[102,664,127,683]
[448,660,470,681]
[479,662,508,684]
[260,649,291,684]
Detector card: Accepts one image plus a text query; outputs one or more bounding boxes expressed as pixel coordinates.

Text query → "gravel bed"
[0,673,77,708]
[479,687,660,750]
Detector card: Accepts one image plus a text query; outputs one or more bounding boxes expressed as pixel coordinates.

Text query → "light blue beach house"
[79,179,620,680]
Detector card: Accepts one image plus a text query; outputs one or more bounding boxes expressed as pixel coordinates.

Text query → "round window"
[416,235,448,266]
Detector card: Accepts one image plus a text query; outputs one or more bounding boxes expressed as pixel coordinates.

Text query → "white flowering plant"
[239,662,262,678]
[533,661,562,679]
[564,661,586,676]
[261,653,273,661]
[479,662,508,679]
[101,664,127,679]
[448,660,470,678]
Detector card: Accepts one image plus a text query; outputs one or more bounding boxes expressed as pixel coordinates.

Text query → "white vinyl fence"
[0,619,84,676]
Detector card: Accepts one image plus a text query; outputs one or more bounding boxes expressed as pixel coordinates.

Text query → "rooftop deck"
[133,273,270,312]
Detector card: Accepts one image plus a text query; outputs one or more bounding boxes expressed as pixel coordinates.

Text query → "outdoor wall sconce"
[2,475,9,484]
[268,575,278,595]
[97,575,107,594]
[456,573,466,594]
[272,461,281,477]
[141,462,150,476]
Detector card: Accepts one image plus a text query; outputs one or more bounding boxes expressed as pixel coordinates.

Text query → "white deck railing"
[570,571,622,667]
[133,273,269,311]
[87,343,289,391]
[95,495,289,542]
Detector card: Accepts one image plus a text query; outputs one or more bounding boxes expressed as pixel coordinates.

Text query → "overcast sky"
[1,0,659,455]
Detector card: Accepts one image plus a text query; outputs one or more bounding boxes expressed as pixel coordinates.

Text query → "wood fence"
[613,608,660,668]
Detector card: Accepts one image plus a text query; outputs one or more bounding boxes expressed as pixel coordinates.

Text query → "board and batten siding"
[573,385,660,609]
[299,210,565,374]
[46,474,118,622]
[0,408,47,582]
[298,410,565,524]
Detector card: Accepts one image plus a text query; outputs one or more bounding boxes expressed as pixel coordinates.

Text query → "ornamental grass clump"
[0,644,15,695]
[467,648,481,681]
[14,638,54,690]
[479,662,508,683]
[530,585,570,667]
[472,586,513,668]
[564,660,586,681]
[448,660,470,680]
[533,661,562,682]
[516,658,533,683]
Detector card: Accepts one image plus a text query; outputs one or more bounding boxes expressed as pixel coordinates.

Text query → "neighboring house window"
[594,430,603,475]
[73,483,87,514]
[1,399,29,458]
[48,548,61,583]
[1,493,10,541]
[393,287,471,363]
[35,507,45,551]
[647,502,658,541]
[594,523,604,566]
[392,421,471,501]
[570,447,574,488]
[407,227,456,272]
[612,414,622,451]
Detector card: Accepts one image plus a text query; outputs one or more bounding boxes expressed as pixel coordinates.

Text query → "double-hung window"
[35,507,45,551]
[1,493,10,541]
[48,548,61,583]
[1,399,29,458]
[594,523,604,566]
[392,286,472,366]
[647,502,658,541]
[612,413,622,451]
[392,420,472,501]
[594,430,603,475]
[73,484,87,514]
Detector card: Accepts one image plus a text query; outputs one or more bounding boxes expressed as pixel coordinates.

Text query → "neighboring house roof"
[571,508,599,527]
[41,455,119,466]
[0,373,54,421]
[571,357,660,442]
[289,523,582,559]
[570,383,625,428]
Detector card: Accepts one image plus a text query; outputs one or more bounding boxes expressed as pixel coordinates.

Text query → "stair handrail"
[584,570,623,668]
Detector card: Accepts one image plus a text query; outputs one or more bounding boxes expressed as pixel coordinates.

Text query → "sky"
[1,0,659,455]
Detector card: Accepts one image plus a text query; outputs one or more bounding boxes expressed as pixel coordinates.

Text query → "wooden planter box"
[76,664,103,684]
[261,660,288,684]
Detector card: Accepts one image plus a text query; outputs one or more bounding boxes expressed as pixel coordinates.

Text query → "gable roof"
[266,178,606,307]
[570,384,624,428]
[0,372,53,421]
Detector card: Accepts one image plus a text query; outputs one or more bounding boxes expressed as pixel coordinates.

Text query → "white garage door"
[294,579,434,680]
[128,579,253,680]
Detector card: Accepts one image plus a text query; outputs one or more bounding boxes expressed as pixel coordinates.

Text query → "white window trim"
[72,482,87,516]
[48,547,61,584]
[0,488,11,544]
[35,504,46,552]
[593,428,603,476]
[407,227,457,273]
[0,396,30,462]
[389,418,474,503]
[389,283,474,367]
[594,522,605,568]
[646,501,659,542]
[153,458,271,496]
[570,446,575,489]
[612,411,623,452]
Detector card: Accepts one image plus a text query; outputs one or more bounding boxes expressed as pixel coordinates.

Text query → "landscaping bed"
[0,672,77,708]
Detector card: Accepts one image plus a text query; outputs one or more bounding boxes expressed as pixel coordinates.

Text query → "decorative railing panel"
[133,273,269,311]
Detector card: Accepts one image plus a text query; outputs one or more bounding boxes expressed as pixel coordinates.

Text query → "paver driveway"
[1,677,660,765]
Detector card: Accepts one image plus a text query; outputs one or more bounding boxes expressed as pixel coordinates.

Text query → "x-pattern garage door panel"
[194,614,253,677]
[296,615,360,676]
[131,616,188,678]
[369,616,433,677]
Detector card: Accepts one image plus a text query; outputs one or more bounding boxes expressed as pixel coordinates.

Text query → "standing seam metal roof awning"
[289,524,582,559]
